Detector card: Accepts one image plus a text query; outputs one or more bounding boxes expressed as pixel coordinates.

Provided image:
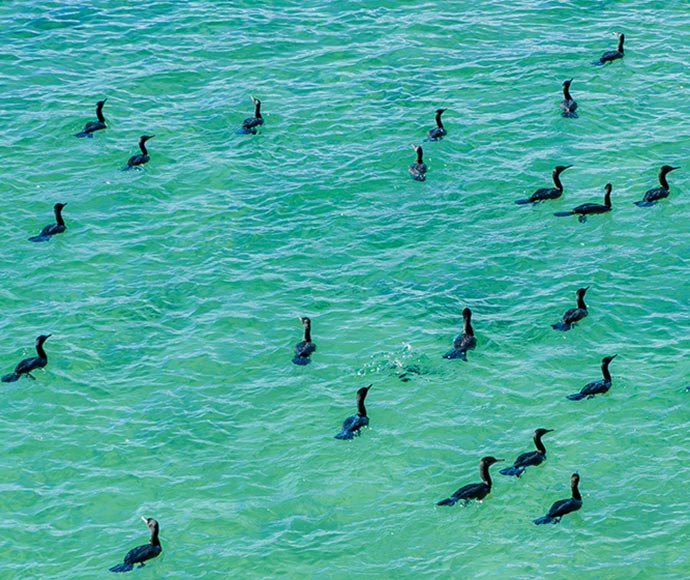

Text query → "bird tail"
[442,349,468,361]
[634,200,655,207]
[499,466,525,477]
[74,131,94,138]
[411,173,426,182]
[514,198,532,205]
[28,234,51,242]
[551,322,571,331]
[553,211,574,217]
[334,430,354,440]
[591,60,604,66]
[566,392,586,401]
[533,515,558,525]
[291,356,311,366]
[436,497,457,507]
[1,372,20,383]
[109,562,134,572]
[236,128,257,135]
[561,112,579,119]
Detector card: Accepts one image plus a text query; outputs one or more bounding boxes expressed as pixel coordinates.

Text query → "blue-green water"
[2,1,690,578]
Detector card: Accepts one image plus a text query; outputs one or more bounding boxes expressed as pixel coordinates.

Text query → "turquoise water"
[2,1,690,578]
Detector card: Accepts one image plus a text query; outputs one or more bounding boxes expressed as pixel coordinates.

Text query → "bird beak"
[610,354,618,359]
[141,516,148,524]
[45,334,52,338]
[671,166,680,171]
[496,458,505,462]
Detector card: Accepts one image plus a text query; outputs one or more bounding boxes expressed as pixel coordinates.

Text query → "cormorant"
[28,203,67,242]
[554,183,612,222]
[335,384,372,440]
[560,79,578,118]
[443,307,477,361]
[594,33,625,65]
[533,473,582,524]
[552,287,589,331]
[515,165,572,204]
[436,456,504,506]
[409,145,427,181]
[1,334,51,383]
[74,99,107,137]
[500,428,554,477]
[425,108,447,141]
[634,165,680,207]
[122,135,154,170]
[567,355,617,400]
[109,517,162,573]
[237,96,264,134]
[292,316,316,365]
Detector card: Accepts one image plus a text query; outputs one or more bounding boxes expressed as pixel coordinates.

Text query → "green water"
[2,1,690,578]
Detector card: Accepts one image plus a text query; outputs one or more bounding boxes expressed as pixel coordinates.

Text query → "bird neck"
[139,141,149,156]
[55,207,65,226]
[96,104,106,123]
[35,341,48,360]
[659,172,671,190]
[576,294,587,310]
[462,316,474,337]
[534,433,547,455]
[415,149,423,164]
[435,112,444,128]
[562,85,573,101]
[571,481,582,501]
[617,35,624,52]
[479,462,493,488]
[601,360,612,382]
[302,324,311,343]
[603,190,612,208]
[254,101,262,118]
[149,528,160,547]
[356,397,367,418]
[553,170,565,191]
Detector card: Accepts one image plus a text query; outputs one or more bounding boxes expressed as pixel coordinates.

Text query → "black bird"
[335,384,372,440]
[409,145,427,181]
[109,517,162,573]
[292,316,316,365]
[560,79,578,118]
[634,165,680,207]
[74,99,107,137]
[534,473,582,525]
[552,287,589,331]
[515,165,572,205]
[554,183,612,222]
[425,108,447,141]
[437,456,504,507]
[594,32,625,65]
[28,203,67,242]
[237,96,264,134]
[500,428,554,477]
[567,355,617,400]
[122,135,154,170]
[443,307,477,361]
[2,334,51,383]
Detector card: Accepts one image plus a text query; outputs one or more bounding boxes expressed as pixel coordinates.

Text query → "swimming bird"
[409,145,427,181]
[2,334,51,382]
[634,165,680,207]
[109,517,162,573]
[554,183,612,222]
[292,316,316,365]
[515,165,572,205]
[122,135,154,170]
[500,428,554,477]
[28,203,68,242]
[335,384,372,440]
[560,79,578,118]
[74,99,107,137]
[594,32,625,65]
[443,307,477,361]
[425,108,447,141]
[552,287,589,331]
[533,473,582,525]
[237,96,264,134]
[437,456,504,506]
[567,355,617,400]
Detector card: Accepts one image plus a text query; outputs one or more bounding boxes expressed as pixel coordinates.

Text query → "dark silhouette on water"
[122,135,154,170]
[554,183,612,222]
[534,473,582,524]
[443,307,477,361]
[75,99,107,137]
[409,145,427,181]
[237,96,264,134]
[292,317,316,365]
[2,334,51,383]
[567,355,617,400]
[425,108,447,141]
[29,203,67,242]
[634,165,680,207]
[515,165,572,204]
[594,33,625,65]
[552,287,589,331]
[335,384,372,440]
[560,79,578,118]
[109,517,162,573]
[500,428,554,477]
[437,456,504,507]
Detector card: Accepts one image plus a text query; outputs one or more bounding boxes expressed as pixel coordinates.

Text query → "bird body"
[75,99,107,137]
[560,79,578,118]
[443,307,477,361]
[500,428,553,477]
[552,287,589,331]
[335,385,372,440]
[635,165,680,206]
[2,334,51,382]
[567,355,617,400]
[554,183,612,222]
[110,517,161,573]
[515,165,572,204]
[594,33,625,65]
[292,317,316,365]
[29,203,67,242]
[437,456,504,506]
[123,135,154,170]
[238,96,264,134]
[425,108,447,141]
[409,145,427,181]
[534,473,582,524]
